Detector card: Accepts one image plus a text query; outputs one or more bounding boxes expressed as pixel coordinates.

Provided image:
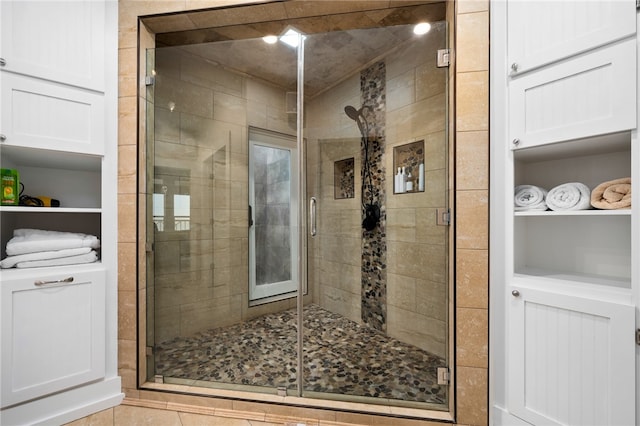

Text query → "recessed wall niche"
[393,140,425,194]
[334,157,355,199]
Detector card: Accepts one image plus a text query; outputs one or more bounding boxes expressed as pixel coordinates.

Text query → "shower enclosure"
[143,2,451,415]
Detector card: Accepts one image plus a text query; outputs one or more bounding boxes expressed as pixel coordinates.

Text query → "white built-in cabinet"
[491,1,639,426]
[0,1,122,425]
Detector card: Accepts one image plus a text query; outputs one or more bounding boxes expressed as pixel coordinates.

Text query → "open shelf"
[515,209,631,217]
[513,131,631,163]
[0,206,102,214]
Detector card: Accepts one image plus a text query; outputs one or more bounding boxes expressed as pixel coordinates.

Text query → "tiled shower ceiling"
[143,1,445,99]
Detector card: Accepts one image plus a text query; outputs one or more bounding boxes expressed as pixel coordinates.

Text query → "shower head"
[344,105,369,137]
[344,105,360,121]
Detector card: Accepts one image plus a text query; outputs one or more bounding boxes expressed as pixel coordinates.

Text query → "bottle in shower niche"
[418,163,425,192]
[406,172,413,192]
[395,167,402,193]
[401,167,407,193]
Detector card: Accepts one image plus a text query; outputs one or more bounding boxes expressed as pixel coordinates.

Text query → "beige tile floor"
[67,403,372,426]
[67,405,284,426]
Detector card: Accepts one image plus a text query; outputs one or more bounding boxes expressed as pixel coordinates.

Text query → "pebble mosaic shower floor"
[155,304,447,405]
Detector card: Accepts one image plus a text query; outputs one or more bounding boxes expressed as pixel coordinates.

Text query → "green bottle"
[1,168,19,206]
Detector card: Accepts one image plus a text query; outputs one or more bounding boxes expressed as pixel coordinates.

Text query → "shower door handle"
[310,197,317,237]
[248,205,253,228]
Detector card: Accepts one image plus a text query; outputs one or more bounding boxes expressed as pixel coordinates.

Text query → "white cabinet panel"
[1,72,105,155]
[0,1,105,91]
[507,0,636,75]
[508,286,635,426]
[1,267,106,408]
[509,40,636,150]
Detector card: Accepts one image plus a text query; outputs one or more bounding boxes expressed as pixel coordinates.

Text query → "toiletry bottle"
[418,163,425,191]
[1,168,19,206]
[395,167,401,193]
[406,172,413,192]
[400,167,407,193]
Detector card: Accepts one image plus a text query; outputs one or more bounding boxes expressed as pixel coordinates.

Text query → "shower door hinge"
[636,329,640,345]
[436,208,451,226]
[437,49,451,68]
[145,75,156,86]
[437,367,450,385]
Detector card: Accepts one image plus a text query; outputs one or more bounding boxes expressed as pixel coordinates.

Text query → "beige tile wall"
[305,73,363,323]
[115,0,489,425]
[304,23,450,358]
[454,1,489,425]
[384,21,448,358]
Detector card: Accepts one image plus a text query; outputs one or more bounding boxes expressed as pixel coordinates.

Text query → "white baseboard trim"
[493,405,533,426]
[1,377,123,426]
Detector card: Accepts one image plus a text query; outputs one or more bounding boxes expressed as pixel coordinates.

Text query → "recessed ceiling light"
[280,28,302,48]
[413,22,431,35]
[262,35,278,44]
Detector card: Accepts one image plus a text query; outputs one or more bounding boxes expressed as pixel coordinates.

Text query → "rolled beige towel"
[590,177,631,209]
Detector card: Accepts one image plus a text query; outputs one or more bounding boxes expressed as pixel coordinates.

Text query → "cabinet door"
[0,71,105,155]
[0,1,105,91]
[508,285,636,426]
[507,0,636,75]
[0,269,106,408]
[509,40,636,150]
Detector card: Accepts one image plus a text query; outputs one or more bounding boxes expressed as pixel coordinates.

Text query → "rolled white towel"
[6,229,100,256]
[546,182,592,211]
[514,185,548,211]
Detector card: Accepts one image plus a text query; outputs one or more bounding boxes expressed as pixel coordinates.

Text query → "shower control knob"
[512,138,520,146]
[512,289,520,297]
[0,134,6,142]
[511,62,519,72]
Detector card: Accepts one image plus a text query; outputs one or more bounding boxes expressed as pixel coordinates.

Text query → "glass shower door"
[302,22,450,409]
[146,35,301,393]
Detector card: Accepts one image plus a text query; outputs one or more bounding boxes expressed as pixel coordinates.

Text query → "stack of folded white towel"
[1,229,100,269]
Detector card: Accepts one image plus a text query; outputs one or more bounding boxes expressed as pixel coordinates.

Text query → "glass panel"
[145,47,156,381]
[147,36,299,393]
[303,21,449,409]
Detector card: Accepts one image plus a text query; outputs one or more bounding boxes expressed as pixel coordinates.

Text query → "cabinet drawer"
[0,267,106,408]
[1,72,105,155]
[509,39,637,150]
